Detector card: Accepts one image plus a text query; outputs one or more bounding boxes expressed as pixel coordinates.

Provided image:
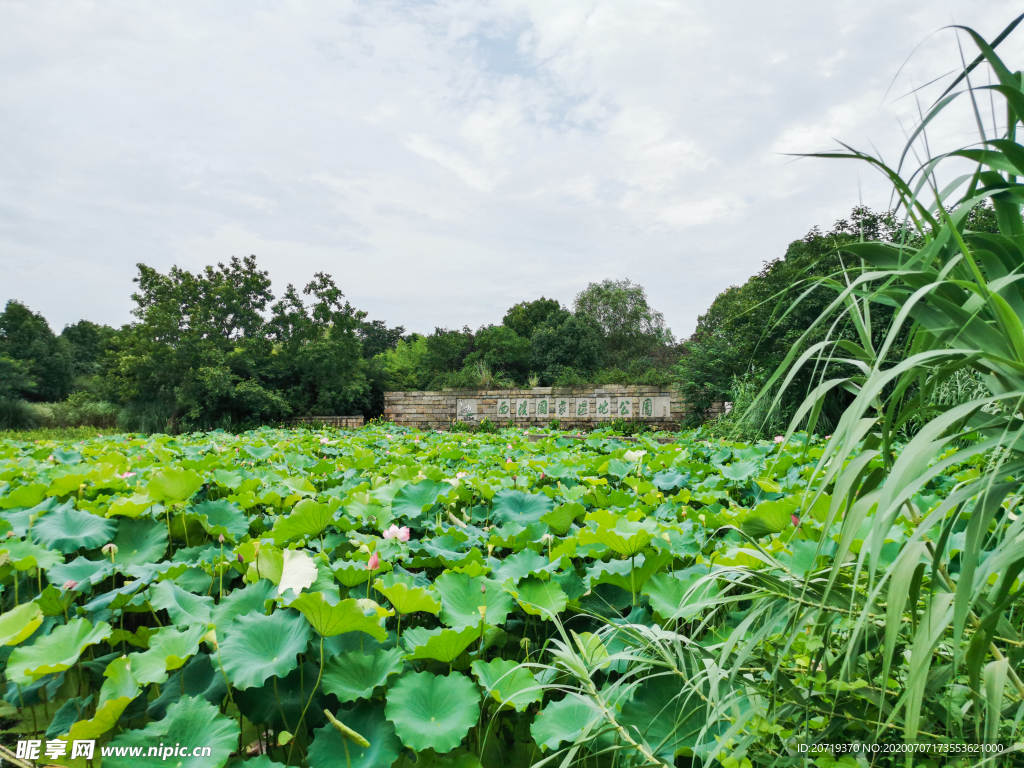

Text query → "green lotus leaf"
[578,516,657,557]
[131,625,207,685]
[0,483,47,510]
[373,572,441,616]
[189,498,249,542]
[490,489,553,526]
[320,647,404,703]
[149,580,214,627]
[491,549,559,584]
[584,550,673,596]
[0,603,43,646]
[434,571,513,629]
[742,496,799,538]
[540,501,582,535]
[403,624,480,663]
[104,695,239,768]
[720,460,758,482]
[471,658,541,712]
[105,493,155,519]
[619,675,705,759]
[147,467,204,505]
[392,480,443,520]
[308,703,401,768]
[0,539,64,571]
[289,591,392,639]
[532,694,602,751]
[47,556,113,588]
[7,618,112,685]
[244,445,275,460]
[278,548,318,596]
[385,671,481,753]
[65,655,140,740]
[331,559,372,588]
[211,579,275,630]
[2,496,57,536]
[30,503,117,554]
[47,695,92,740]
[281,476,317,496]
[271,498,338,543]
[506,577,567,619]
[52,448,82,465]
[111,518,167,566]
[219,609,311,690]
[34,585,78,617]
[641,572,703,622]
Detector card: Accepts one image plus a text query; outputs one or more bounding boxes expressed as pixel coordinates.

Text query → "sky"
[2,1,1022,340]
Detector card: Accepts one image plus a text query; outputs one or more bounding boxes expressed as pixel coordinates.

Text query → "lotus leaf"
[308,703,401,768]
[65,656,140,740]
[147,467,204,504]
[531,694,602,751]
[131,625,207,685]
[0,603,43,646]
[321,647,404,702]
[30,502,117,554]
[278,548,318,596]
[219,609,311,690]
[289,591,392,639]
[373,571,441,616]
[403,624,481,663]
[385,671,481,753]
[490,489,553,525]
[104,695,239,768]
[149,580,214,627]
[506,577,567,619]
[392,480,443,519]
[111,518,168,566]
[434,571,513,628]
[471,658,541,711]
[7,618,111,685]
[189,498,249,541]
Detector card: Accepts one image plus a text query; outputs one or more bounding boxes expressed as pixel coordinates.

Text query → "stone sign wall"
[384,386,720,431]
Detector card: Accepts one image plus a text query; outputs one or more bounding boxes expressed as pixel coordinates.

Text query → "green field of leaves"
[0,424,985,766]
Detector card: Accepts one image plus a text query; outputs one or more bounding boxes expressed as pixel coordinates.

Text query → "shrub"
[0,398,39,430]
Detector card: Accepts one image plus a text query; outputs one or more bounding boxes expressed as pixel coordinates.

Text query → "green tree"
[573,279,672,361]
[502,298,569,339]
[530,315,604,385]
[358,319,405,359]
[0,300,73,401]
[465,325,531,383]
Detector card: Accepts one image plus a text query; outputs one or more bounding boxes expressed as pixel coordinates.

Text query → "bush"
[34,394,120,429]
[0,398,39,430]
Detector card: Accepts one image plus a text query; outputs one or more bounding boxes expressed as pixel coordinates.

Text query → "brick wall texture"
[383,387,723,431]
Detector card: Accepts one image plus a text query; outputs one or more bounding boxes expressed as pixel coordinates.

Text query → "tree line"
[0,263,676,431]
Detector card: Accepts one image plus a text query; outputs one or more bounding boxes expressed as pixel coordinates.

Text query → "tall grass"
[542,18,1024,766]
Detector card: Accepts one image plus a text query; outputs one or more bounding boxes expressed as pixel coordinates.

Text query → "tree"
[421,327,475,385]
[502,298,569,339]
[465,325,531,382]
[0,300,73,401]
[358,319,405,359]
[573,279,672,360]
[530,315,604,385]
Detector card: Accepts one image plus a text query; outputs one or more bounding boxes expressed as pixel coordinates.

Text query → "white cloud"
[1,0,1022,339]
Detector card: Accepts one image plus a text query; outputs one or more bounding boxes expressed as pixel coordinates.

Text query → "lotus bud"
[237,553,244,563]
[62,579,79,591]
[5,531,15,538]
[367,552,380,571]
[480,582,486,594]
[791,514,800,527]
[218,533,225,544]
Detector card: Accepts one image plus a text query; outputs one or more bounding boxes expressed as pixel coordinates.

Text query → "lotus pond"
[0,425,967,766]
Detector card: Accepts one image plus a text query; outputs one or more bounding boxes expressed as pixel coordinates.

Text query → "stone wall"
[283,415,365,429]
[383,386,722,431]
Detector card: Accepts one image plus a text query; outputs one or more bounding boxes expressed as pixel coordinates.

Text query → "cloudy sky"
[2,1,1022,339]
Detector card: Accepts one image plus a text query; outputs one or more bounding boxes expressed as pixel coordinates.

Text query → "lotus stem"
[288,635,325,765]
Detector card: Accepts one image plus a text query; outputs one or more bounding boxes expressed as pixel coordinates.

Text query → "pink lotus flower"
[773,436,785,444]
[62,580,78,591]
[456,471,467,479]
[118,471,135,479]
[320,438,329,445]
[383,524,410,542]
[367,552,381,571]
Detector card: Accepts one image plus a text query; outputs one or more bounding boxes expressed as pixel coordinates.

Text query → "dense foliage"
[2,275,679,433]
